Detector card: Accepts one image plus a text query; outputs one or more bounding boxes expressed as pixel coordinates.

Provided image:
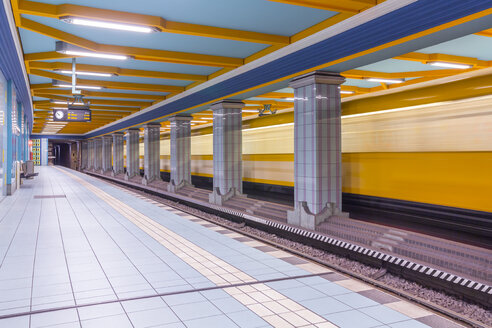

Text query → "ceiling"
[9,0,492,137]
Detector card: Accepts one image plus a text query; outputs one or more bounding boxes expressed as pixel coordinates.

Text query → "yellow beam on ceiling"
[18,17,244,68]
[28,61,208,82]
[32,89,166,100]
[16,0,289,45]
[475,28,492,37]
[267,0,377,13]
[394,52,491,68]
[342,68,476,79]
[29,69,185,92]
[33,98,150,107]
[34,104,140,111]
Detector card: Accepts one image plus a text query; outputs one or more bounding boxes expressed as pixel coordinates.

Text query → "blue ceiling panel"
[356,58,448,72]
[32,0,337,36]
[24,14,270,58]
[418,34,492,60]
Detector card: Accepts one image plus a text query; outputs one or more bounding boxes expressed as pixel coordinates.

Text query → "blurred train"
[132,94,492,214]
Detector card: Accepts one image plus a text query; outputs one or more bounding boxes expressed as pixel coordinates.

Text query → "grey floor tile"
[128,307,181,327]
[324,309,384,328]
[227,311,270,328]
[0,315,29,328]
[82,314,133,328]
[171,301,222,321]
[360,305,411,325]
[183,314,239,328]
[78,302,124,321]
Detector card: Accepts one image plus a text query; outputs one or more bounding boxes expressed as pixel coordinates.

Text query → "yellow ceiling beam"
[267,0,377,13]
[32,89,166,100]
[475,28,492,37]
[33,98,149,107]
[29,69,185,92]
[16,0,289,45]
[24,51,77,62]
[18,17,243,68]
[342,68,476,79]
[34,104,140,111]
[28,61,208,81]
[394,52,491,68]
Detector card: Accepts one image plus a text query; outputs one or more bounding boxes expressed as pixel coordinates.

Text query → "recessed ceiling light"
[60,16,161,33]
[427,61,473,69]
[365,77,405,84]
[340,90,355,94]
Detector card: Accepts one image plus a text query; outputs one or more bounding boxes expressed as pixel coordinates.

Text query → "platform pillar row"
[287,71,349,230]
[125,128,140,180]
[142,123,161,185]
[112,132,124,176]
[93,137,102,172]
[101,135,112,173]
[87,139,94,170]
[209,100,245,205]
[168,115,193,193]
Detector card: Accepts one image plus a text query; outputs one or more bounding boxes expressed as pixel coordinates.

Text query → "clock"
[54,110,65,120]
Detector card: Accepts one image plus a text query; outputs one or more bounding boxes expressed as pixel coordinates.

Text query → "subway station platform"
[0,167,464,328]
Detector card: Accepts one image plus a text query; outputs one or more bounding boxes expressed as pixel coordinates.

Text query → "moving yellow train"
[132,94,491,213]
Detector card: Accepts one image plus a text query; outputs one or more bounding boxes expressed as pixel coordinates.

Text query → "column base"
[167,179,193,193]
[124,173,135,181]
[142,175,161,186]
[209,187,243,206]
[287,201,349,230]
[111,170,123,177]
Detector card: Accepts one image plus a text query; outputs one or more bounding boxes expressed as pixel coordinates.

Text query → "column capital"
[169,115,193,122]
[125,128,140,133]
[289,71,345,89]
[111,132,124,136]
[143,122,161,128]
[211,99,245,111]
[102,135,112,140]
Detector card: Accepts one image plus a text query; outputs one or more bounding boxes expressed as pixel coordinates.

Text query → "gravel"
[113,183,492,327]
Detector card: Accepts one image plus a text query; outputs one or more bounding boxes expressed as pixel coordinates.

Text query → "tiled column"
[287,71,348,230]
[87,139,94,170]
[142,123,161,185]
[93,137,102,172]
[167,115,193,192]
[112,132,124,176]
[101,135,112,173]
[1,81,13,195]
[209,100,245,205]
[80,140,88,170]
[124,128,140,180]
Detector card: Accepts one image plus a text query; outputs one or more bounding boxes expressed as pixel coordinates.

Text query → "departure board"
[53,108,91,122]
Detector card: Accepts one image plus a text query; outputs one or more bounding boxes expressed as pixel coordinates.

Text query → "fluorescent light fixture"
[428,61,472,69]
[52,107,70,110]
[64,50,129,60]
[191,120,207,123]
[58,70,114,77]
[197,117,213,120]
[365,77,405,84]
[50,100,84,105]
[242,109,259,113]
[60,16,160,33]
[52,80,103,90]
[55,41,130,60]
[340,90,355,94]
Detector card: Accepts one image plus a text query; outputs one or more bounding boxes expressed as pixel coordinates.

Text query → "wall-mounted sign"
[53,108,91,122]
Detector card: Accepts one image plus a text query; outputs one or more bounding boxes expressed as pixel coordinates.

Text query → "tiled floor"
[0,166,465,328]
